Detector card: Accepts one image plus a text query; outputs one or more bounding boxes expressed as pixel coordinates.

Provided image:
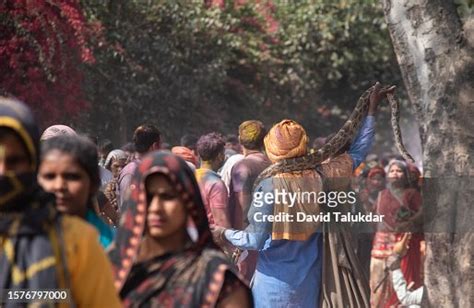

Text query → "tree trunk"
[382,0,473,306]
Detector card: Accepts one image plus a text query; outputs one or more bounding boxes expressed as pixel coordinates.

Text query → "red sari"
[370,187,423,307]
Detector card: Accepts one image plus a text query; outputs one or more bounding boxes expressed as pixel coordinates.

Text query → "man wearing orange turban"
[264,119,308,162]
[214,83,395,308]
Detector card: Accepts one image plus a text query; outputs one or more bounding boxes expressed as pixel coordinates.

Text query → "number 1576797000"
[2,289,70,303]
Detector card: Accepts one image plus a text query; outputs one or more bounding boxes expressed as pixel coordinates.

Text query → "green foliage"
[270,0,403,136]
[454,0,474,21]
[79,0,402,145]
[274,1,394,90]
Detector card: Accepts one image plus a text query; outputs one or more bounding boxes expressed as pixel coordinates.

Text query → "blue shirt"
[86,209,115,249]
[349,115,375,168]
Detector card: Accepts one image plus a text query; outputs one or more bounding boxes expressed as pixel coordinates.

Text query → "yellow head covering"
[264,119,308,162]
[239,120,265,148]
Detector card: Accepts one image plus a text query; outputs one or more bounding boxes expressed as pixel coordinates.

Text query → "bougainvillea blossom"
[0,0,94,125]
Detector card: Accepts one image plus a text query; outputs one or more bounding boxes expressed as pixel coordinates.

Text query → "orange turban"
[171,146,198,166]
[264,119,308,162]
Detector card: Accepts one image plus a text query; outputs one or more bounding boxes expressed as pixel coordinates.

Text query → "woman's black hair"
[388,160,410,189]
[41,135,101,194]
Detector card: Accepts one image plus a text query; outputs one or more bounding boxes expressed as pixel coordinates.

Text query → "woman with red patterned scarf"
[108,151,252,307]
[370,160,423,307]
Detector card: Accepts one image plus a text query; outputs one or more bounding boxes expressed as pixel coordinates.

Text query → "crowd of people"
[0,83,425,307]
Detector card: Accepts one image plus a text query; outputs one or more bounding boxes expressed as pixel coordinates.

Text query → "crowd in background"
[0,88,425,307]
